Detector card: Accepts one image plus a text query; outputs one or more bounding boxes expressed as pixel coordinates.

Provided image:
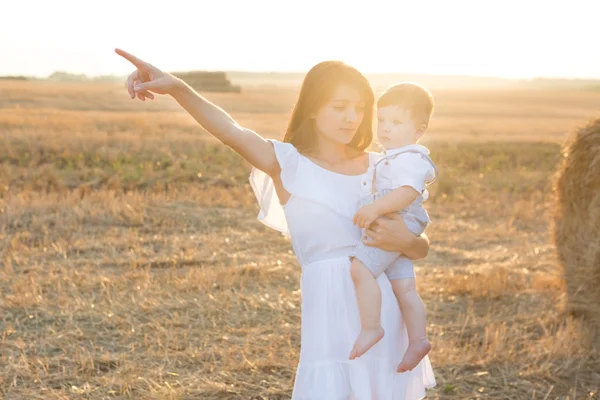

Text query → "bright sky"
[2,0,599,79]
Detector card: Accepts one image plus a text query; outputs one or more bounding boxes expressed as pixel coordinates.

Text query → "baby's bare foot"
[396,338,431,373]
[349,327,385,360]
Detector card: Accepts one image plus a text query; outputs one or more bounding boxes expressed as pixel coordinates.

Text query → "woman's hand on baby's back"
[115,48,182,100]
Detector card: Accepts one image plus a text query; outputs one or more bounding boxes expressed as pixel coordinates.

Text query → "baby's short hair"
[377,82,434,126]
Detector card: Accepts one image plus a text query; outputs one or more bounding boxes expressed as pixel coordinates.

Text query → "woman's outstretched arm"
[361,213,430,260]
[170,81,279,175]
[115,48,279,176]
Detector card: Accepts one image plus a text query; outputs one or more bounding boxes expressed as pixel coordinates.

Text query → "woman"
[115,48,436,399]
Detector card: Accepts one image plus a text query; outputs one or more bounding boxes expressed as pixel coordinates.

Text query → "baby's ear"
[415,124,427,139]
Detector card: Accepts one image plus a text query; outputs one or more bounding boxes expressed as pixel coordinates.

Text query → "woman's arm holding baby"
[359,154,434,259]
[361,213,430,260]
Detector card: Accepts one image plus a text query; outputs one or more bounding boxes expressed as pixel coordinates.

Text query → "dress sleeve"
[248,139,300,237]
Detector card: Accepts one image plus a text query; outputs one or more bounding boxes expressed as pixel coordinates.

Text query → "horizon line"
[2,69,600,82]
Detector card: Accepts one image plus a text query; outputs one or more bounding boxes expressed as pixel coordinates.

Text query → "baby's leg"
[387,259,431,373]
[349,258,384,360]
[349,242,399,360]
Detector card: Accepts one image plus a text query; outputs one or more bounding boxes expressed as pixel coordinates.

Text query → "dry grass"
[553,117,600,339]
[1,80,599,399]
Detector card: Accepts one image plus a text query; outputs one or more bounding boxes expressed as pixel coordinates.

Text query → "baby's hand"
[353,204,381,229]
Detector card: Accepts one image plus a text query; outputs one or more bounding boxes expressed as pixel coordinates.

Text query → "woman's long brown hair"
[283,61,374,154]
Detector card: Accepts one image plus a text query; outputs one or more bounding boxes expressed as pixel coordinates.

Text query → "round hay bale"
[553,117,600,337]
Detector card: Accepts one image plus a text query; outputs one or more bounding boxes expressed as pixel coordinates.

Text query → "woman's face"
[313,83,366,146]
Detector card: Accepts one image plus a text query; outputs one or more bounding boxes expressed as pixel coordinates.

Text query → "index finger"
[115,48,147,68]
[369,218,382,230]
[364,228,380,241]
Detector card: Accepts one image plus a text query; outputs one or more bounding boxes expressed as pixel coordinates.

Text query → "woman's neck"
[309,136,357,165]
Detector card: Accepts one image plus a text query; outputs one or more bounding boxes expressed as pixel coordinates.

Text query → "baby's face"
[376,105,421,149]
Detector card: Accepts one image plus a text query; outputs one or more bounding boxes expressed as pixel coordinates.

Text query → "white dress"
[250,140,436,400]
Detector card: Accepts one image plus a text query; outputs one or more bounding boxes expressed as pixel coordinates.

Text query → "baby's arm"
[370,186,419,216]
[354,151,434,229]
[353,186,419,229]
